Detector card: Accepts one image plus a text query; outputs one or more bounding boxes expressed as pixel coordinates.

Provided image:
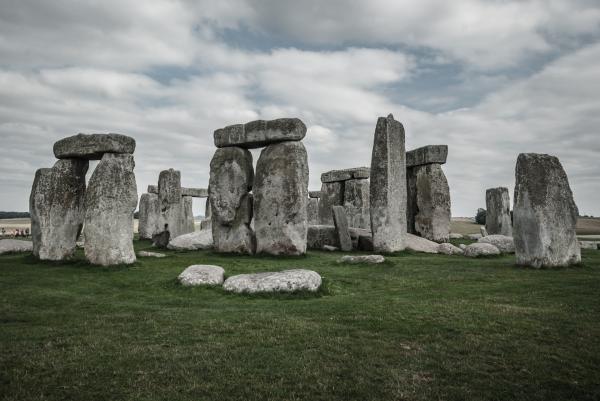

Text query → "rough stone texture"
[152,231,170,248]
[30,159,88,260]
[167,230,213,251]
[181,187,208,198]
[0,239,33,255]
[344,179,370,229]
[463,242,501,257]
[223,269,321,294]
[407,164,450,242]
[579,241,599,250]
[254,141,308,255]
[406,145,448,168]
[307,225,367,250]
[478,235,515,253]
[485,187,513,236]
[158,169,184,239]
[205,197,212,219]
[338,255,385,264]
[53,133,135,160]
[513,153,581,268]
[178,265,224,286]
[449,233,463,239]
[180,196,195,235]
[200,219,212,231]
[138,193,160,240]
[405,233,439,254]
[321,167,370,183]
[358,234,374,251]
[459,243,467,250]
[318,181,344,225]
[307,198,320,225]
[370,114,406,252]
[309,191,322,198]
[137,251,166,258]
[214,118,306,149]
[467,233,483,240]
[437,243,464,255]
[84,153,137,266]
[147,185,158,194]
[332,206,352,252]
[209,147,255,254]
[480,226,488,237]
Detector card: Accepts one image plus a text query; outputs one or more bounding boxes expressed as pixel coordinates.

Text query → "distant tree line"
[0,211,30,219]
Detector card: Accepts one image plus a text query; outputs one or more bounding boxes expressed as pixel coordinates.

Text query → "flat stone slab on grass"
[214,118,306,149]
[0,239,33,255]
[167,230,213,251]
[223,269,321,294]
[338,255,385,264]
[437,243,464,255]
[478,235,515,253]
[53,133,136,160]
[405,233,439,254]
[137,251,166,258]
[178,265,225,286]
[464,243,501,257]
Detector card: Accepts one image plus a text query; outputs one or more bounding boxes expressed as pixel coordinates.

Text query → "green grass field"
[1,240,600,401]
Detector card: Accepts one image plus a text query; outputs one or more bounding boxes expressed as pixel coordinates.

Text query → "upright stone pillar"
[318,182,344,225]
[138,193,159,239]
[84,153,137,265]
[513,153,580,268]
[254,141,309,255]
[485,187,512,236]
[369,114,406,252]
[344,179,370,229]
[180,195,195,234]
[307,197,320,225]
[29,159,88,260]
[158,169,184,238]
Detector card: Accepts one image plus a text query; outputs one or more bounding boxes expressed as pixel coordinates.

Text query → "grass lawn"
[1,240,600,401]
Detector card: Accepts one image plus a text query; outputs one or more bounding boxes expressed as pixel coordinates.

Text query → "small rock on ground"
[437,243,464,255]
[464,243,501,257]
[178,265,225,286]
[338,255,385,264]
[478,235,515,253]
[223,269,321,294]
[138,251,167,258]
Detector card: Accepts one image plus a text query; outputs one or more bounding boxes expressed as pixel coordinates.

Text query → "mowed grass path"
[1,240,599,401]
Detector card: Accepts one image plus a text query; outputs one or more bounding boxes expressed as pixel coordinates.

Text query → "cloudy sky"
[1,0,599,217]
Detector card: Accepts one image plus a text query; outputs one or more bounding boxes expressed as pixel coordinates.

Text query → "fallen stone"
[138,193,160,240]
[214,118,306,149]
[406,145,448,167]
[405,233,439,254]
[449,233,463,239]
[0,239,33,255]
[485,187,513,236]
[167,230,213,251]
[54,133,135,160]
[137,251,166,258]
[437,243,464,255]
[318,181,344,225]
[344,178,370,229]
[321,167,370,183]
[323,245,338,251]
[579,241,599,250]
[332,206,352,252]
[223,269,321,294]
[309,191,322,198]
[463,243,501,257]
[478,235,515,253]
[338,255,385,264]
[459,243,467,250]
[181,187,208,198]
[178,265,224,286]
[467,234,483,240]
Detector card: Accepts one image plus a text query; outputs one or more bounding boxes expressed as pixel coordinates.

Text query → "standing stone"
[254,141,309,255]
[84,153,137,265]
[485,187,512,236]
[138,193,160,239]
[344,179,370,229]
[158,169,184,239]
[411,164,450,243]
[205,196,212,219]
[180,195,195,234]
[318,181,344,225]
[307,197,320,225]
[29,159,88,260]
[332,206,352,252]
[513,153,581,268]
[209,147,254,254]
[369,114,406,252]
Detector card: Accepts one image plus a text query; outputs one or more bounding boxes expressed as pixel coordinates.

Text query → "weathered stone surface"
[370,114,406,252]
[152,230,170,248]
[254,141,308,255]
[463,242,501,257]
[467,233,483,240]
[478,235,515,253]
[513,153,580,268]
[437,243,464,255]
[318,181,344,225]
[321,167,370,183]
[338,255,385,264]
[485,187,512,236]
[158,169,184,239]
[357,234,374,251]
[167,230,213,251]
[0,239,33,255]
[205,197,212,219]
[181,187,208,198]
[332,206,352,252]
[138,193,160,239]
[405,233,439,254]
[209,147,254,254]
[406,145,448,167]
[223,269,321,294]
[178,265,224,286]
[449,233,463,239]
[309,191,322,198]
[137,251,166,258]
[84,153,137,266]
[407,164,450,242]
[344,179,370,229]
[200,219,211,231]
[480,226,488,237]
[30,159,88,260]
[214,118,306,149]
[180,196,195,235]
[53,133,135,160]
[459,243,467,250]
[579,241,599,250]
[307,225,337,249]
[307,197,320,225]
[147,185,158,194]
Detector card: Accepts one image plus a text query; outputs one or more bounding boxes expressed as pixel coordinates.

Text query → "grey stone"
[369,114,406,252]
[459,243,467,250]
[200,218,212,231]
[449,233,463,239]
[137,251,166,258]
[147,185,158,194]
[579,241,599,250]
[209,147,255,254]
[478,235,515,253]
[485,187,513,236]
[406,145,448,167]
[205,197,212,219]
[152,231,170,248]
[309,191,322,198]
[437,243,464,255]
[158,169,184,239]
[480,226,488,237]
[344,179,370,229]
[53,133,135,160]
[307,225,337,249]
[30,159,88,260]
[513,153,580,268]
[254,141,308,255]
[323,245,338,251]
[138,193,160,240]
[338,255,385,264]
[223,269,321,294]
[180,196,195,235]
[84,153,137,265]
[332,206,352,252]
[463,242,501,257]
[167,230,213,251]
[0,239,33,255]
[181,187,208,198]
[307,197,320,225]
[214,118,306,149]
[405,233,439,254]
[318,181,344,225]
[467,233,483,240]
[178,265,224,286]
[321,167,370,183]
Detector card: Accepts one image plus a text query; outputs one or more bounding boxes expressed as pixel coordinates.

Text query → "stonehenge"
[332,205,352,252]
[138,193,159,239]
[485,187,512,236]
[214,118,306,148]
[318,167,370,228]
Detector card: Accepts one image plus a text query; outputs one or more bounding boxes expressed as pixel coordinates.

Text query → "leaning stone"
[405,233,439,254]
[323,245,338,252]
[370,114,406,252]
[158,169,184,239]
[53,133,135,160]
[147,185,158,194]
[138,193,160,240]
[485,187,513,236]
[309,191,322,198]
[338,255,385,264]
[332,206,352,252]
[321,167,370,183]
[478,235,515,253]
[30,159,88,260]
[307,197,320,225]
[0,239,33,255]
[137,251,166,258]
[178,265,225,286]
[181,187,208,198]
[513,153,580,268]
[167,230,213,251]
[463,243,501,257]
[318,181,344,225]
[344,179,370,229]
[449,233,463,239]
[480,226,488,237]
[406,145,448,167]
[223,269,321,294]
[84,153,137,266]
[214,118,306,149]
[437,243,464,255]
